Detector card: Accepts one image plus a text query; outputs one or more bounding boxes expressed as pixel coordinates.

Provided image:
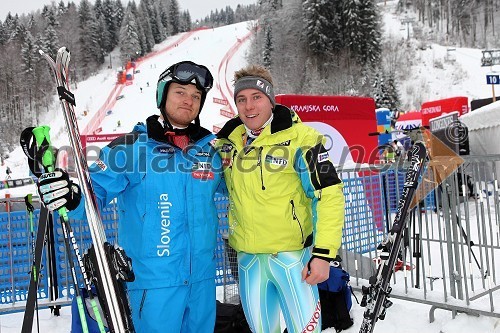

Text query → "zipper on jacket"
[257,147,266,190]
[230,149,238,169]
[290,200,304,243]
[139,289,147,318]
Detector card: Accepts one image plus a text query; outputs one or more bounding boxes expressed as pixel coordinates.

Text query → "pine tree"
[102,0,119,52]
[168,0,180,35]
[158,0,171,35]
[94,0,104,19]
[358,0,382,66]
[3,13,19,42]
[180,11,192,32]
[142,0,165,43]
[344,0,365,64]
[262,22,273,69]
[385,71,401,112]
[372,71,386,109]
[57,1,81,67]
[57,0,67,15]
[119,5,142,64]
[302,0,339,57]
[41,7,60,59]
[0,20,6,46]
[137,2,155,54]
[78,0,103,76]
[20,29,38,122]
[224,6,235,25]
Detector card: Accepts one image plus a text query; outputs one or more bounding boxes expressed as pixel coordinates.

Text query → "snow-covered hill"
[0,21,253,197]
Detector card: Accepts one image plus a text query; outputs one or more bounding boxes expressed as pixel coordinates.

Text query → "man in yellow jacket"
[216,64,345,333]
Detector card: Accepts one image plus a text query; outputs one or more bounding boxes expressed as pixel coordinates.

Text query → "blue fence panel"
[341,170,386,254]
[0,210,49,304]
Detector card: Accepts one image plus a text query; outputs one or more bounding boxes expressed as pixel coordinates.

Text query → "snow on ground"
[2,2,500,332]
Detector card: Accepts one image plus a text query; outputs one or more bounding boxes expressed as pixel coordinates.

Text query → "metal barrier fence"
[339,155,500,321]
[1,155,499,322]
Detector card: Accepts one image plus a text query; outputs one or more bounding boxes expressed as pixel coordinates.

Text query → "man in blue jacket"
[37,61,224,332]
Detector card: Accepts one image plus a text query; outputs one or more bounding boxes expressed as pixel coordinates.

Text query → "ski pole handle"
[32,125,69,220]
[32,125,56,172]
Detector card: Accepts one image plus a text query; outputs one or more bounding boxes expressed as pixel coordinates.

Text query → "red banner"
[213,97,229,105]
[81,133,125,149]
[275,94,378,164]
[420,96,468,127]
[220,108,235,118]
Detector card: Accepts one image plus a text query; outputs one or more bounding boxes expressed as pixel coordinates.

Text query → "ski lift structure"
[481,49,500,67]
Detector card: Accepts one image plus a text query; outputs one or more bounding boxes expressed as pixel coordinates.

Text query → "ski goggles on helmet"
[156,61,214,108]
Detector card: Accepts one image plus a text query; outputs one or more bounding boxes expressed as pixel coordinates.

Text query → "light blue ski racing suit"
[69,116,224,332]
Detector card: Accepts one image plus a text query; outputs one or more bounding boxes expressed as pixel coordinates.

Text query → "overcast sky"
[0,0,257,22]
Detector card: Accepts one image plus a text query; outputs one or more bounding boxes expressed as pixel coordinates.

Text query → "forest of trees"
[0,0,257,153]
[397,0,500,47]
[247,0,499,114]
[247,0,397,113]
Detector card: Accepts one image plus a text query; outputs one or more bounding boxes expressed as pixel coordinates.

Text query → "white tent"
[460,100,500,156]
[460,100,500,180]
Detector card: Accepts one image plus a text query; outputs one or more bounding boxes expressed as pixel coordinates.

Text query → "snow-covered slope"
[0,21,254,197]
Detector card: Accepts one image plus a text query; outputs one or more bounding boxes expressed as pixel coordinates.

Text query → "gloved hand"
[37,168,82,211]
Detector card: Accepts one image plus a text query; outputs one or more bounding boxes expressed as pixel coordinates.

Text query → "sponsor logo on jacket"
[156,146,175,154]
[275,140,291,146]
[192,162,214,180]
[195,151,211,157]
[265,155,288,166]
[95,159,108,171]
[220,144,233,153]
[318,152,329,163]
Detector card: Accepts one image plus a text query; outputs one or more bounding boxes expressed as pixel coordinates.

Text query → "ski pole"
[24,194,40,333]
[32,125,106,333]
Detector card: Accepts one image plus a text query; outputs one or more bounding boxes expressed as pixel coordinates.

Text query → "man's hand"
[301,257,330,285]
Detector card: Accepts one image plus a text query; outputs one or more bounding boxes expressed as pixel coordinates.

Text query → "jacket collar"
[216,104,295,140]
[146,115,211,144]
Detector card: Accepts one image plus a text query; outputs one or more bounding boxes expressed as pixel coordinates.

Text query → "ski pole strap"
[19,127,44,178]
[24,194,34,213]
[57,86,76,106]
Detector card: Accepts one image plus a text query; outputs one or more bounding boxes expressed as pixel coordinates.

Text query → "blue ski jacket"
[69,116,224,290]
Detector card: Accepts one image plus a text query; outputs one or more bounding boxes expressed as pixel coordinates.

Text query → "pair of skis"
[22,47,135,332]
[359,141,428,333]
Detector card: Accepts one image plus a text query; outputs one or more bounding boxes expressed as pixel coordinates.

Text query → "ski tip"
[38,50,44,55]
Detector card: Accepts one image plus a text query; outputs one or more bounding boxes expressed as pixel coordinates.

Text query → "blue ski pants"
[128,278,216,333]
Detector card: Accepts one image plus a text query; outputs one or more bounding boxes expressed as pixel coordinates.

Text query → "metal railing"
[338,155,500,321]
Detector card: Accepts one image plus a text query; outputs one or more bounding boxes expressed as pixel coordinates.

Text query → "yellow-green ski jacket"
[215,105,345,260]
